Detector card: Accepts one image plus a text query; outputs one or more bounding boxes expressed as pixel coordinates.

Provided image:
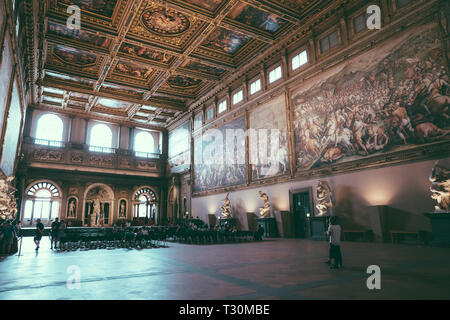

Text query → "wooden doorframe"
[289,187,315,238]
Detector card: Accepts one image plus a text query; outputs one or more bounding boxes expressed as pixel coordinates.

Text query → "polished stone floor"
[0,237,449,300]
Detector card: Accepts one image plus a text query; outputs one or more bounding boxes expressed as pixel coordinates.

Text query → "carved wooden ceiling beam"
[40,78,187,112]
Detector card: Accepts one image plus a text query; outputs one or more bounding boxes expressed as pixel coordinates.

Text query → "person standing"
[50,218,60,250]
[1,220,16,255]
[58,220,67,250]
[326,216,342,269]
[34,219,45,252]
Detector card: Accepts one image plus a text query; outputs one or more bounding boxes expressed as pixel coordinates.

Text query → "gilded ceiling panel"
[226,3,287,33]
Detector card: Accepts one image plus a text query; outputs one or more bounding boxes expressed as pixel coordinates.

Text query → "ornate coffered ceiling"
[29,0,326,128]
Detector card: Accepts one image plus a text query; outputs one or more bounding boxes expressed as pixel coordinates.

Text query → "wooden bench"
[342,230,372,242]
[390,230,419,244]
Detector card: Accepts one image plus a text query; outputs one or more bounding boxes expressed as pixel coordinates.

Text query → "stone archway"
[83,183,115,227]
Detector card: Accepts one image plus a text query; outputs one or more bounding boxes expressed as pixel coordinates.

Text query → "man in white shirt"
[326,216,342,269]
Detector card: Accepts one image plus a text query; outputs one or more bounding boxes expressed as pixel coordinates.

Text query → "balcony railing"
[34,138,65,148]
[88,145,116,154]
[135,151,161,159]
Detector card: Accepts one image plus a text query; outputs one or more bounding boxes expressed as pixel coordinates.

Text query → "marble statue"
[220,193,232,218]
[258,191,271,218]
[429,160,450,212]
[316,181,333,216]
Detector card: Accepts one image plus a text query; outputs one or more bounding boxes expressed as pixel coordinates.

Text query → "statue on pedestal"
[258,191,271,218]
[429,160,450,213]
[316,181,333,216]
[220,193,232,219]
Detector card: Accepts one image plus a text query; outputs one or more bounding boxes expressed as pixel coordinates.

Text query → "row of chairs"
[170,229,255,245]
[56,229,168,251]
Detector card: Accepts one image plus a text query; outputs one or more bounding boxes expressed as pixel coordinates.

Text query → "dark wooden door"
[293,192,311,238]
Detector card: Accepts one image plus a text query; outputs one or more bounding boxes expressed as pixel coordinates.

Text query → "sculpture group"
[316,181,333,216]
[0,176,17,220]
[218,191,272,219]
[429,160,450,212]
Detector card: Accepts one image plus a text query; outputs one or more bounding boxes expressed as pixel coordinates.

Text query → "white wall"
[192,159,448,233]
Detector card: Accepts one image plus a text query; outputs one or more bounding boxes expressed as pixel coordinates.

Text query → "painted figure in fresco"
[258,191,271,218]
[220,193,232,219]
[316,181,333,216]
[429,160,450,212]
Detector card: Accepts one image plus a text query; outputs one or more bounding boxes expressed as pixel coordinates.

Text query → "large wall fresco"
[292,23,449,171]
[194,117,247,192]
[0,34,13,143]
[1,80,22,177]
[249,94,290,180]
[168,121,191,170]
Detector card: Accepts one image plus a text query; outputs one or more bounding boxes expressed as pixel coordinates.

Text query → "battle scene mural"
[292,23,450,171]
[201,28,250,54]
[227,3,286,33]
[194,117,247,192]
[249,94,290,180]
[168,121,191,170]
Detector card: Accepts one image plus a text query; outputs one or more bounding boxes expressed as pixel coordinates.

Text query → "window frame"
[34,112,66,147]
[205,106,214,122]
[249,77,262,96]
[232,88,244,106]
[194,113,203,130]
[318,28,341,55]
[217,98,228,114]
[134,129,157,158]
[88,122,115,153]
[268,64,283,85]
[290,48,309,72]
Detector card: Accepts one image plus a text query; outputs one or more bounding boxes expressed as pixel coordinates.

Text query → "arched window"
[134,131,155,158]
[89,123,113,153]
[23,181,61,225]
[133,187,158,222]
[35,114,64,147]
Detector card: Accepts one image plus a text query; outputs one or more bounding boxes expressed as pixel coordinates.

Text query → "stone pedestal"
[425,213,450,246]
[309,216,328,241]
[257,217,279,237]
[208,214,216,228]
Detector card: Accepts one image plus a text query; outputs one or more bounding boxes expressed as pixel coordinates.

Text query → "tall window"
[320,31,339,53]
[354,12,368,34]
[218,99,227,114]
[206,108,214,121]
[292,50,308,70]
[250,79,261,95]
[89,123,113,153]
[35,114,64,147]
[232,90,243,105]
[269,66,282,83]
[194,114,202,129]
[134,131,155,158]
[23,181,61,225]
[133,187,157,221]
